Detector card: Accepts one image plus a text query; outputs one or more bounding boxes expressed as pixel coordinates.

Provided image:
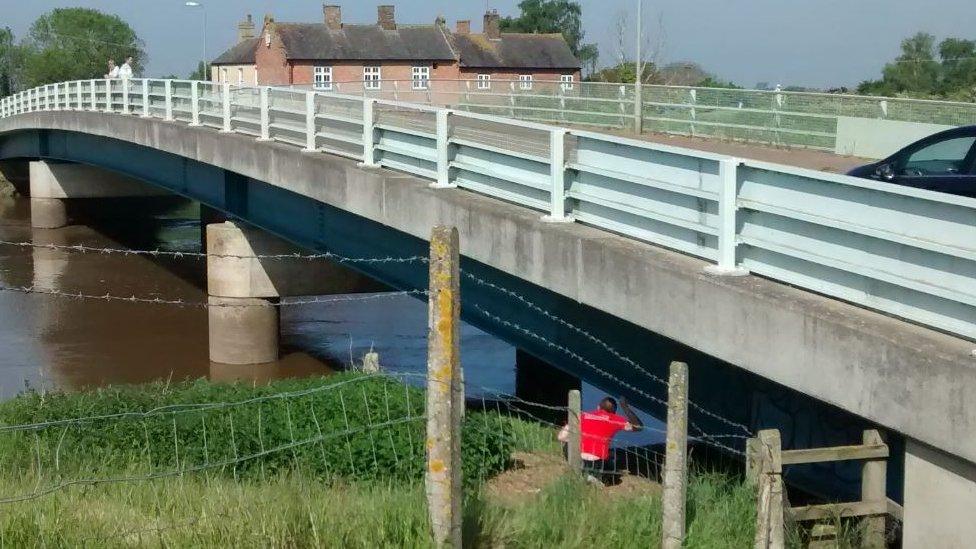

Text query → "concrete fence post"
[303,91,316,152]
[359,98,378,167]
[662,360,689,549]
[53,83,60,111]
[77,81,84,110]
[542,128,572,223]
[425,225,463,548]
[861,429,887,548]
[104,79,112,112]
[89,80,97,112]
[431,109,455,188]
[221,82,232,133]
[705,157,748,276]
[689,89,698,137]
[567,389,582,471]
[754,429,785,549]
[163,80,173,121]
[189,81,200,125]
[258,87,271,141]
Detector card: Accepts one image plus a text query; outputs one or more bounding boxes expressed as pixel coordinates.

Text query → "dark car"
[846,125,976,198]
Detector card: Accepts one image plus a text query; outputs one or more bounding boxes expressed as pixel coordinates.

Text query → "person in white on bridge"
[104,59,119,79]
[118,56,134,80]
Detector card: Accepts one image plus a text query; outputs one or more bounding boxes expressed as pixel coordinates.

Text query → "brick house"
[210,5,581,91]
[211,15,259,86]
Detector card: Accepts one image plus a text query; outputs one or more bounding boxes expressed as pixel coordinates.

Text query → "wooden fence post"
[662,361,689,549]
[425,225,463,548]
[861,429,887,548]
[567,389,582,471]
[754,429,785,549]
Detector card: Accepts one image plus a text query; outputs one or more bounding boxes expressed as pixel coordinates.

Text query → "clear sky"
[2,0,974,89]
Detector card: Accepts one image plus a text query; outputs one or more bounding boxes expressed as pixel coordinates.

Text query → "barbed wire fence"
[0,227,814,546]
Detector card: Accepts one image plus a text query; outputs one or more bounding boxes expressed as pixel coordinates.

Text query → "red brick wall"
[287,60,460,86]
[255,26,291,85]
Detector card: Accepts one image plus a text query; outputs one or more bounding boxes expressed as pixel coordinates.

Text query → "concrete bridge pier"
[206,220,385,365]
[904,440,976,547]
[28,160,169,229]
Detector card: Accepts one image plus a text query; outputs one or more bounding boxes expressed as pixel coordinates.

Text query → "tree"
[499,0,596,58]
[578,44,598,78]
[18,8,145,87]
[938,37,976,96]
[188,61,207,81]
[880,32,941,95]
[0,28,14,95]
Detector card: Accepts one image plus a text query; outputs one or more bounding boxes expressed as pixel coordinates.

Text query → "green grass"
[0,375,786,547]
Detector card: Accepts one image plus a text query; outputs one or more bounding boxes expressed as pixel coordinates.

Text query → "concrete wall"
[834,117,953,159]
[904,440,976,548]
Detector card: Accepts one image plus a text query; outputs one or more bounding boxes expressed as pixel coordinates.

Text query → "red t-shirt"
[579,409,629,460]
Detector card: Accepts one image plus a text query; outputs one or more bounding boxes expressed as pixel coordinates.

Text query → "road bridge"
[1,80,975,546]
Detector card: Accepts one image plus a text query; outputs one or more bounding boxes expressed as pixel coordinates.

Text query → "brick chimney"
[484,9,500,40]
[456,20,470,34]
[377,5,396,30]
[324,5,341,30]
[238,14,255,43]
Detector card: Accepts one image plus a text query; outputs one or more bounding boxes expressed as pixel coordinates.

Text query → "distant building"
[209,5,581,91]
[211,15,259,86]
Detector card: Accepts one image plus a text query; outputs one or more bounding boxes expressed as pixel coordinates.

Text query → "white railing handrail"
[1,78,974,342]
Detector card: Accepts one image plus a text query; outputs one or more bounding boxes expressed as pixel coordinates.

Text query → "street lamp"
[185,1,208,81]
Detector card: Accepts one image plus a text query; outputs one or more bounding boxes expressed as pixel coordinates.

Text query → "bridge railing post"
[77,81,84,110]
[89,80,97,112]
[705,157,748,276]
[53,82,60,111]
[221,81,232,133]
[431,108,455,188]
[164,80,174,121]
[189,81,200,125]
[122,79,130,115]
[542,128,572,223]
[359,98,377,167]
[141,79,151,118]
[104,79,113,113]
[302,91,316,152]
[258,87,270,141]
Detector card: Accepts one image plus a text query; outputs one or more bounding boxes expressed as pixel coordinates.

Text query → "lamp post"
[185,1,208,80]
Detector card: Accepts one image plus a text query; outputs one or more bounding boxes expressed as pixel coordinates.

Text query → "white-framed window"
[253,66,259,85]
[412,66,430,90]
[560,74,574,91]
[314,66,333,90]
[221,68,228,83]
[477,74,491,90]
[237,68,244,86]
[363,66,381,90]
[518,74,533,90]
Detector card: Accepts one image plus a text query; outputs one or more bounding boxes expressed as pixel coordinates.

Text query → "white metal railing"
[2,79,975,341]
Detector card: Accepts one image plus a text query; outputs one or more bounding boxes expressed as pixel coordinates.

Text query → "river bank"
[0,373,763,547]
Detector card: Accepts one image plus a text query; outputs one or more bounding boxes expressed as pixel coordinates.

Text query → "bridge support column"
[28,160,170,229]
[514,349,581,424]
[206,220,385,365]
[903,440,976,547]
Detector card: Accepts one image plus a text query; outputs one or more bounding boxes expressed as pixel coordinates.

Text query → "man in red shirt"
[559,396,643,484]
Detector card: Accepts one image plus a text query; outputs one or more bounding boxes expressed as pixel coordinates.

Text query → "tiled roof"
[274,23,456,61]
[453,33,580,70]
[211,38,259,65]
